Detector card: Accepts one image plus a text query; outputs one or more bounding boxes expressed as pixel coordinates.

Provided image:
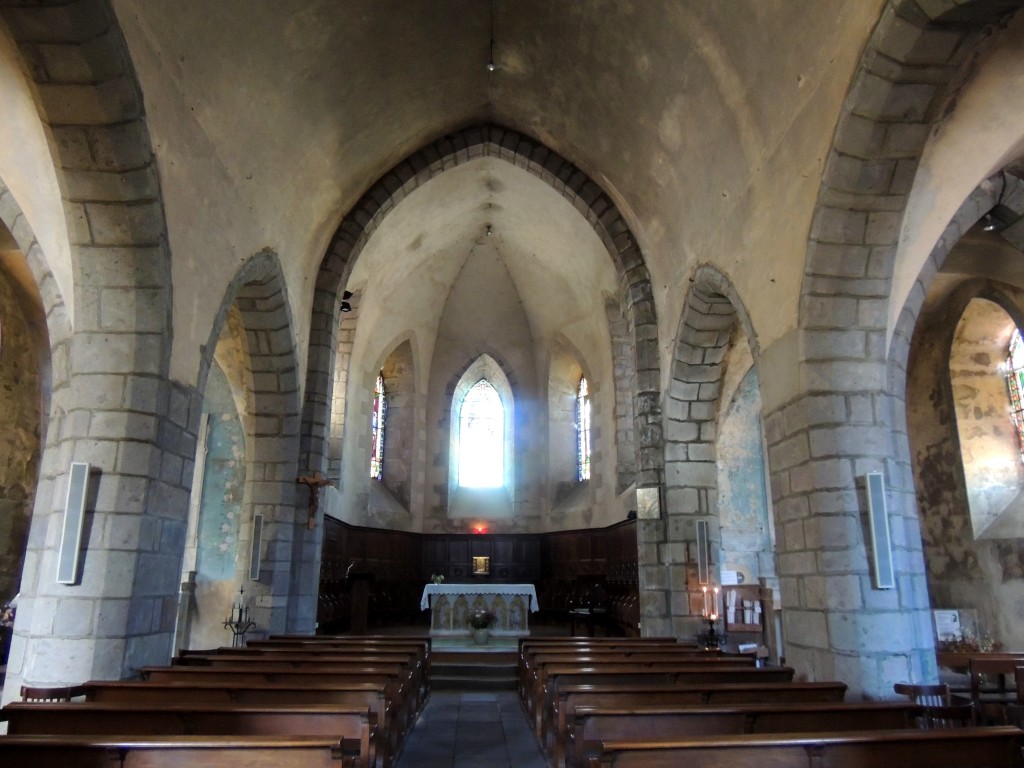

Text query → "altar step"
[430,650,518,691]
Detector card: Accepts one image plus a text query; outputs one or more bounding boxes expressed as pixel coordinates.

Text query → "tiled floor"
[395,691,547,768]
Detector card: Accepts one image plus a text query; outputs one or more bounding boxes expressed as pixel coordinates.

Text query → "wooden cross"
[297,472,332,529]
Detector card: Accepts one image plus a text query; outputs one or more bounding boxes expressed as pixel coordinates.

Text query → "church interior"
[2,0,1024,721]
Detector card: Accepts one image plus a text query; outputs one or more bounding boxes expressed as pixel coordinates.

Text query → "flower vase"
[473,628,490,644]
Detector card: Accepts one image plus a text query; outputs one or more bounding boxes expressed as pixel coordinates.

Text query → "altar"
[419,583,539,637]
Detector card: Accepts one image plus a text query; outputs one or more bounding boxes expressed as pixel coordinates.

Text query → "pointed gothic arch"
[299,125,659,509]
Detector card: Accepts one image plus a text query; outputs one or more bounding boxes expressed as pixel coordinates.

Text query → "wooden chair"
[20,685,86,702]
[893,682,951,707]
[894,682,959,728]
[921,702,976,728]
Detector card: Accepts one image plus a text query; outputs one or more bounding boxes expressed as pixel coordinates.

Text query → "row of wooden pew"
[516,636,1024,768]
[0,634,431,768]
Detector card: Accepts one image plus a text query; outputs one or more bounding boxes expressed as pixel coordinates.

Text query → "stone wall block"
[53,597,95,637]
[883,122,931,156]
[785,609,830,649]
[805,244,872,279]
[807,573,863,611]
[38,76,140,125]
[768,433,810,471]
[77,246,165,289]
[782,395,847,434]
[774,495,810,522]
[801,295,858,328]
[802,361,887,393]
[65,166,159,203]
[51,126,94,168]
[805,275,890,298]
[890,158,919,195]
[865,211,902,245]
[789,458,854,494]
[832,112,887,159]
[861,577,901,610]
[782,519,806,551]
[817,545,866,575]
[77,549,136,598]
[808,489,861,516]
[100,287,165,333]
[810,207,868,244]
[64,201,92,245]
[825,153,895,196]
[809,424,890,459]
[803,330,866,361]
[87,121,155,172]
[0,4,113,44]
[778,550,817,575]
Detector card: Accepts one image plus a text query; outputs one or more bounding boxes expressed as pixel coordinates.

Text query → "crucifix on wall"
[296,472,332,529]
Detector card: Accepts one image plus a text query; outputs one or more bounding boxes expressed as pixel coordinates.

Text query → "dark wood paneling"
[319,517,638,634]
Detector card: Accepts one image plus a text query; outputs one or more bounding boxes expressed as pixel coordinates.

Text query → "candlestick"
[713,586,720,618]
[702,585,709,617]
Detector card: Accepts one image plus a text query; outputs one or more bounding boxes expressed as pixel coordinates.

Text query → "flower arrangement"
[430,573,445,585]
[470,609,495,629]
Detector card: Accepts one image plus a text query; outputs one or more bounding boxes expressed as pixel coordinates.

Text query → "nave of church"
[2,0,1024,715]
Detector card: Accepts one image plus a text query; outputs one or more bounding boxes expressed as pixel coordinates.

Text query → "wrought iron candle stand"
[699,615,725,649]
[223,586,255,647]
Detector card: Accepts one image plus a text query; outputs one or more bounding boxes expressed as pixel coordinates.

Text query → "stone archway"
[193,251,310,636]
[649,264,763,638]
[299,125,660,506]
[0,0,195,703]
[779,1,1022,695]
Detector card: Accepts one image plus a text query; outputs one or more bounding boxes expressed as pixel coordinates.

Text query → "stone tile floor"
[395,691,547,768]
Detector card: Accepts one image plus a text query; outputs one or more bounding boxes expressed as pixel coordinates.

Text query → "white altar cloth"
[419,583,539,611]
[419,583,539,637]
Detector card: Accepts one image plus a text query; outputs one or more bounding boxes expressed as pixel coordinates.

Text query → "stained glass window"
[1007,330,1024,460]
[370,372,386,479]
[457,380,504,488]
[577,375,591,481]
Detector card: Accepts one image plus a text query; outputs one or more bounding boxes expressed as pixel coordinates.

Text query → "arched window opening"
[457,379,504,488]
[370,372,386,479]
[577,375,591,481]
[1007,329,1024,462]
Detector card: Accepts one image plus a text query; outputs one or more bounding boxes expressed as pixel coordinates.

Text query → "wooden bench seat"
[561,701,920,768]
[172,648,429,710]
[578,726,1024,768]
[137,665,415,740]
[519,649,748,702]
[1,702,376,768]
[532,663,795,736]
[71,680,403,768]
[551,681,849,758]
[0,734,349,768]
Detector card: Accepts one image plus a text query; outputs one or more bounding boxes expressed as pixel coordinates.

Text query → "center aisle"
[395,691,547,768]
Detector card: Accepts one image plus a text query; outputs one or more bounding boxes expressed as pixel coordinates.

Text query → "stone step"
[429,650,518,691]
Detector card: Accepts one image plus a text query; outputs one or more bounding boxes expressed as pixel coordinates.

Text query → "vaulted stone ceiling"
[111,0,885,385]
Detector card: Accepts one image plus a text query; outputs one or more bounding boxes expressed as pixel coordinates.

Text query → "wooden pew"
[561,701,920,768]
[1,702,376,768]
[578,727,1024,768]
[519,648,744,702]
[533,662,794,737]
[551,681,849,761]
[0,734,349,768]
[72,680,402,768]
[174,647,428,711]
[137,664,416,738]
[250,637,431,668]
